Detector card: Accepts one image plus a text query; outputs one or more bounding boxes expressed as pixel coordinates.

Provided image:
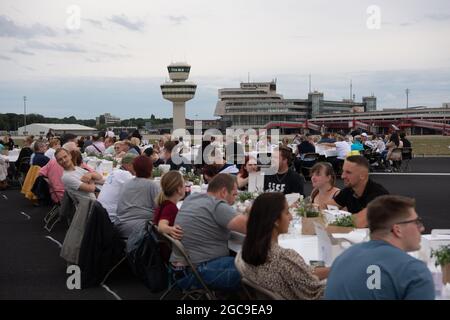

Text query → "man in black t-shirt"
[329,155,389,228]
[264,146,305,195]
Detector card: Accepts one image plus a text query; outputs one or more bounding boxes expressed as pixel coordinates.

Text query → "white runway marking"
[19,211,31,219]
[101,284,122,300]
[45,236,62,248]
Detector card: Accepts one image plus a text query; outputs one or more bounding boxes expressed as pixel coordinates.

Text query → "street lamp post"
[405,89,410,134]
[23,96,27,135]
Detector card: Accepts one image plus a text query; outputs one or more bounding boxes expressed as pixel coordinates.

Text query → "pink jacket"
[39,158,64,203]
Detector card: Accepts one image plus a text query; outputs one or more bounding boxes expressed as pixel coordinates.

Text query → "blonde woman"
[45,138,61,159]
[130,137,142,155]
[153,171,185,240]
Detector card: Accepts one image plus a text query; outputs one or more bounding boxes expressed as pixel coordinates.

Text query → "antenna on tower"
[350,79,353,101]
[309,74,312,93]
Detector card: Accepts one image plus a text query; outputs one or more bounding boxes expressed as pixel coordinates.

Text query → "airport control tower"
[161,62,197,132]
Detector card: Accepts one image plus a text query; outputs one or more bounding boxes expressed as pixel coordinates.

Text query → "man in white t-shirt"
[105,128,115,138]
[55,148,104,200]
[321,135,351,174]
[97,154,137,223]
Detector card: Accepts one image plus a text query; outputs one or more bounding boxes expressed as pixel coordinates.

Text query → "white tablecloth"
[229,230,448,298]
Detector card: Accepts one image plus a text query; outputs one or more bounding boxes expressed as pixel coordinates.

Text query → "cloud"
[425,14,450,21]
[25,40,86,53]
[12,47,35,56]
[83,18,104,29]
[0,15,56,39]
[108,14,145,31]
[85,57,101,63]
[167,15,188,25]
[0,54,12,61]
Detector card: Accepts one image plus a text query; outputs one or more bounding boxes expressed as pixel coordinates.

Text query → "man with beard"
[328,155,389,228]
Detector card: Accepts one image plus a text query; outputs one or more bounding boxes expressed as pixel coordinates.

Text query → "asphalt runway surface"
[1,157,449,299]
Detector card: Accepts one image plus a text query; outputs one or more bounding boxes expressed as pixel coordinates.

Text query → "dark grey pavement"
[1,157,449,299]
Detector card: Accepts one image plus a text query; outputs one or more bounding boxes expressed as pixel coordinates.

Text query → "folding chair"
[15,156,31,188]
[301,153,320,179]
[159,232,216,300]
[241,277,284,300]
[44,202,61,232]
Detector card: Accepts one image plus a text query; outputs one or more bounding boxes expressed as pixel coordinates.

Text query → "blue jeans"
[173,256,241,291]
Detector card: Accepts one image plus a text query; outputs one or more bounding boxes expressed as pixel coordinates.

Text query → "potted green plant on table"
[296,197,324,235]
[326,215,355,234]
[431,245,450,284]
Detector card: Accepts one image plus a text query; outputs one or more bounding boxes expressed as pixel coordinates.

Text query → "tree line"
[0,113,173,131]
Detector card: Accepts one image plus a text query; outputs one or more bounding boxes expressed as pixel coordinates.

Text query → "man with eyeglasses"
[325,195,435,300]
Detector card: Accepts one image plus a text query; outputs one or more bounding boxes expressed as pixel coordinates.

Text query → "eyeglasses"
[393,217,424,228]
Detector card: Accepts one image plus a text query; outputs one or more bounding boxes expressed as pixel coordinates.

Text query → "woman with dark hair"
[310,162,340,210]
[235,193,327,300]
[236,156,258,190]
[143,146,164,167]
[115,155,161,238]
[386,132,403,162]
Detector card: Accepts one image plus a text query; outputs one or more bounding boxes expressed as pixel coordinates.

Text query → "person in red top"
[153,170,185,240]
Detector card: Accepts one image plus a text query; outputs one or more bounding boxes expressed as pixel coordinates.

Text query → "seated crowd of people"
[2,127,435,300]
[293,130,412,174]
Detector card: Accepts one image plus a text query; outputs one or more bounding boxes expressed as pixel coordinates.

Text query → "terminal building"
[96,113,121,126]
[214,80,449,135]
[213,80,377,129]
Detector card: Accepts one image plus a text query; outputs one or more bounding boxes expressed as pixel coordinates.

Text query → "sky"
[0,0,449,119]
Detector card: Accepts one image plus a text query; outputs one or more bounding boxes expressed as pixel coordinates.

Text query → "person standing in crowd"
[320,135,351,173]
[325,195,434,300]
[235,192,327,300]
[169,174,247,292]
[328,155,389,228]
[310,162,340,210]
[46,129,55,141]
[296,135,315,157]
[264,146,305,195]
[105,128,115,138]
[400,131,411,149]
[119,129,128,141]
[131,129,142,141]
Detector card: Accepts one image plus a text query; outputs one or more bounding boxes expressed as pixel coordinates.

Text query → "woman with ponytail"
[153,171,185,240]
